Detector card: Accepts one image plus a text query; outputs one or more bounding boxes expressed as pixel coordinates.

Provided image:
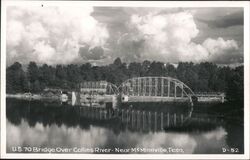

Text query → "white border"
[1,1,250,159]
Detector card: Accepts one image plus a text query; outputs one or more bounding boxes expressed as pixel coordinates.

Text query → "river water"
[6,98,244,154]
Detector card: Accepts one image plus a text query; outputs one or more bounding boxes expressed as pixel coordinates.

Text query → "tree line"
[6,58,243,103]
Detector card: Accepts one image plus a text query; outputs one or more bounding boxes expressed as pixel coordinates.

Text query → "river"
[6,98,244,154]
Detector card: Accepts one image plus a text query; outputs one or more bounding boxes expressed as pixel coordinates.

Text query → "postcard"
[1,1,249,159]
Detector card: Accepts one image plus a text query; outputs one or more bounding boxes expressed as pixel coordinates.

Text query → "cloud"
[79,45,105,60]
[123,11,209,63]
[203,37,242,64]
[197,10,243,28]
[112,10,242,64]
[7,6,109,65]
[6,7,243,65]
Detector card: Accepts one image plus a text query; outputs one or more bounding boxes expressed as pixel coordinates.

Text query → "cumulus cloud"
[203,37,242,64]
[124,11,207,63]
[7,6,109,65]
[6,7,243,65]
[112,10,242,64]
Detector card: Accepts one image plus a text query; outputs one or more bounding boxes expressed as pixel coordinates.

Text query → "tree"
[226,66,243,104]
[27,62,40,83]
[141,60,151,76]
[113,57,122,67]
[6,62,27,93]
[147,62,164,76]
[128,62,141,78]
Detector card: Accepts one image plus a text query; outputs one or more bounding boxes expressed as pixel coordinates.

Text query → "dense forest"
[6,58,243,103]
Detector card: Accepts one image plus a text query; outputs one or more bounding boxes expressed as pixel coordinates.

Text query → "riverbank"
[6,93,60,100]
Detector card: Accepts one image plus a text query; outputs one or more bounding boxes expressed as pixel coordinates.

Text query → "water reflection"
[6,98,243,154]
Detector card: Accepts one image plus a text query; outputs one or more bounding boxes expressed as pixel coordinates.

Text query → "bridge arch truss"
[119,77,195,98]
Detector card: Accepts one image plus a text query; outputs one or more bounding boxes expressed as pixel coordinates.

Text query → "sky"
[6,6,244,66]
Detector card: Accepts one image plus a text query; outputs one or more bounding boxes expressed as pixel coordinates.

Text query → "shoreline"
[6,93,60,100]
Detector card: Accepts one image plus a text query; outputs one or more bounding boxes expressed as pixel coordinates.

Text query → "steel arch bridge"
[119,77,195,104]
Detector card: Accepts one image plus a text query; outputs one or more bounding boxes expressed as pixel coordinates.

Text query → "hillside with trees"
[6,58,243,103]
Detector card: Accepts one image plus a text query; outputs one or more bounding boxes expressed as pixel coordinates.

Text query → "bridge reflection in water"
[7,98,224,133]
[78,106,224,133]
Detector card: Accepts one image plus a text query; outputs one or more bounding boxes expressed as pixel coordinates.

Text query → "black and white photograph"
[1,1,249,159]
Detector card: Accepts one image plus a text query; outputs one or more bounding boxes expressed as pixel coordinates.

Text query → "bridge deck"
[122,96,191,103]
